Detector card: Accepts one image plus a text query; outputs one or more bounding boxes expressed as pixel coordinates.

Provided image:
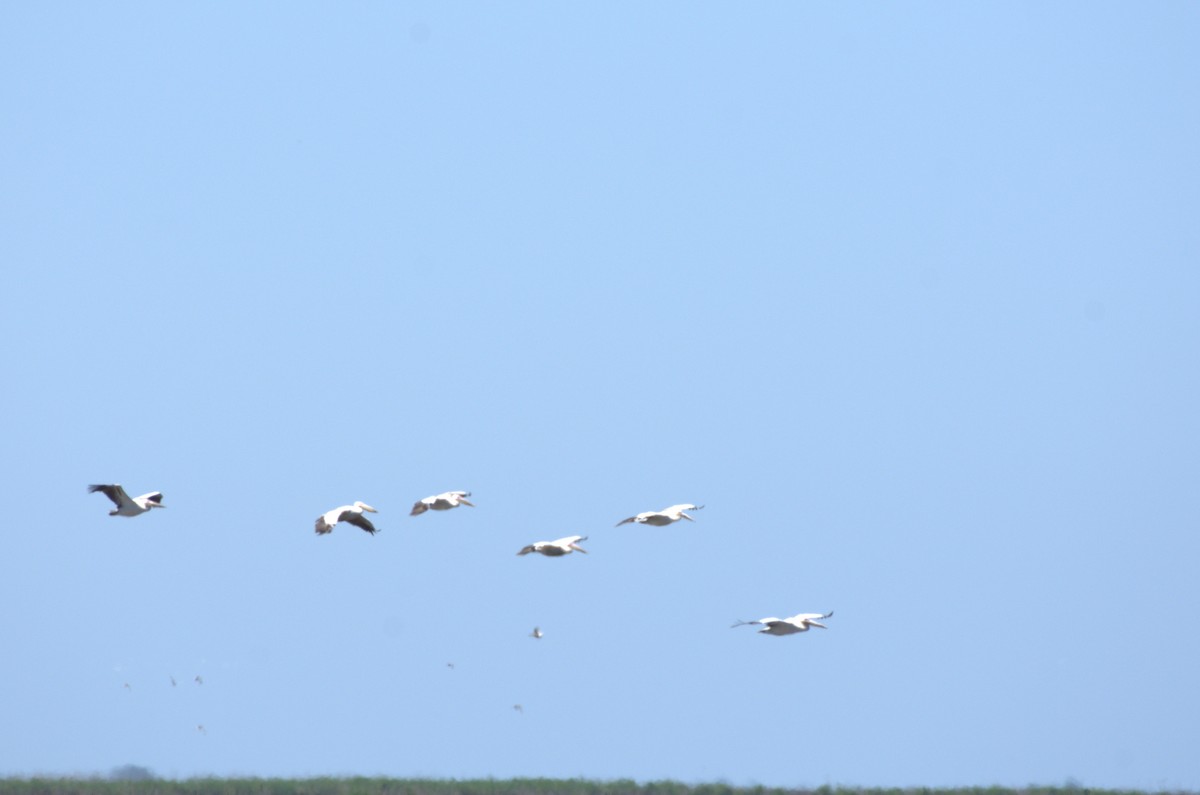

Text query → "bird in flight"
[88,484,165,517]
[615,503,702,527]
[732,611,834,636]
[315,502,379,535]
[410,491,474,516]
[517,535,588,557]
[530,627,543,639]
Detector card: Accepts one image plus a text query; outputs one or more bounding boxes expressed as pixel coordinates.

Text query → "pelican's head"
[569,536,589,554]
[354,502,378,513]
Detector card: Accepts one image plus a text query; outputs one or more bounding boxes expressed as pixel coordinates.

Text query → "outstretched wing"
[614,515,637,527]
[516,544,538,556]
[314,515,334,535]
[342,511,378,535]
[410,500,430,516]
[89,484,131,509]
[788,611,832,623]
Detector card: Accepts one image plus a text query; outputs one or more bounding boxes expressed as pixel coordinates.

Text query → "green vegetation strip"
[0,781,1189,795]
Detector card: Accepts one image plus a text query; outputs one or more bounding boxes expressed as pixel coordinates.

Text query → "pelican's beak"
[363,505,378,513]
[810,621,828,629]
[681,512,694,521]
[459,498,475,507]
[571,545,588,554]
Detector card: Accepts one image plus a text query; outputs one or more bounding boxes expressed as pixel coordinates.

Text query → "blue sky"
[2,2,1198,788]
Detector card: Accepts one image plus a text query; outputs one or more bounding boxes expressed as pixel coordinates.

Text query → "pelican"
[410,490,474,516]
[615,503,702,527]
[314,502,379,535]
[517,535,588,557]
[88,484,165,517]
[530,627,544,639]
[732,611,834,636]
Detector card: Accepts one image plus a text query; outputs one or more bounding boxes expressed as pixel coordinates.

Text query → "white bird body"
[517,535,588,557]
[315,501,379,535]
[88,484,165,517]
[616,503,702,527]
[411,491,474,516]
[733,611,834,636]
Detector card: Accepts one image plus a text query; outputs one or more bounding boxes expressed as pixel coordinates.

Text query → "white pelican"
[530,627,543,639]
[732,611,834,636]
[517,535,588,557]
[315,502,379,535]
[615,503,702,527]
[88,484,165,517]
[410,490,474,516]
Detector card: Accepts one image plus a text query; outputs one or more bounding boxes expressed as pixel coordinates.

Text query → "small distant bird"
[512,704,523,714]
[615,503,702,527]
[88,484,165,517]
[170,676,177,687]
[196,724,206,735]
[410,491,474,516]
[517,535,588,557]
[732,611,834,636]
[194,675,204,685]
[315,502,379,535]
[123,682,131,691]
[446,662,455,670]
[530,627,543,639]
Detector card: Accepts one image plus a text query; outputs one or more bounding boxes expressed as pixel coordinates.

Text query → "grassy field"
[0,781,1191,795]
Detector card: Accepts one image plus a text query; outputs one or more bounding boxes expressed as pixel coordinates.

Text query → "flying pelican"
[410,491,474,516]
[615,503,702,527]
[732,611,834,636]
[517,535,588,557]
[314,502,379,535]
[530,627,543,639]
[88,484,165,517]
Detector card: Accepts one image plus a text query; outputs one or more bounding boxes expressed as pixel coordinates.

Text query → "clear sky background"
[1,2,1198,789]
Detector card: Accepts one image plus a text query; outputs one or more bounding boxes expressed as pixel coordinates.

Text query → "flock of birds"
[88,484,835,638]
